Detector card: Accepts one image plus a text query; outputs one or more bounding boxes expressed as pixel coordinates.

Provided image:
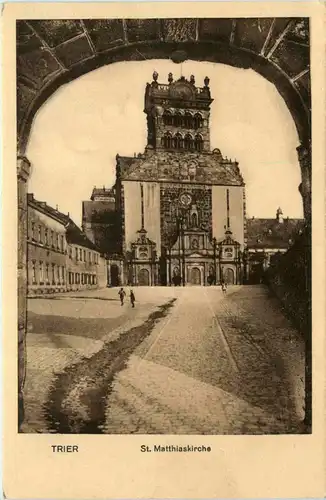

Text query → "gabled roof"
[65,221,100,251]
[27,193,70,226]
[246,217,304,249]
[116,150,244,186]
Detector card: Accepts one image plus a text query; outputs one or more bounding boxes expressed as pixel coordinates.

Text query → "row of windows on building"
[69,247,99,264]
[30,222,65,252]
[30,260,98,286]
[30,261,66,285]
[162,111,203,129]
[29,223,100,264]
[68,273,97,285]
[162,133,204,151]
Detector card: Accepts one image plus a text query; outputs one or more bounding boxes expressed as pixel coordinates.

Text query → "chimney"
[276,207,284,223]
[56,204,58,211]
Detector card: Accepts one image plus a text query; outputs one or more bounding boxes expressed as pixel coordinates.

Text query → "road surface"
[23,285,305,434]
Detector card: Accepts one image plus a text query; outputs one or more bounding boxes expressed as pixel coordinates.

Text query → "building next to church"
[27,194,106,295]
[246,207,304,284]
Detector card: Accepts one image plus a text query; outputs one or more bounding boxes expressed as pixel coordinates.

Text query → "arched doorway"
[190,267,201,285]
[138,268,150,286]
[17,19,311,160]
[110,264,119,287]
[225,268,235,285]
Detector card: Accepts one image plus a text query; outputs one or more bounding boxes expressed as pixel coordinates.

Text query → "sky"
[26,59,303,226]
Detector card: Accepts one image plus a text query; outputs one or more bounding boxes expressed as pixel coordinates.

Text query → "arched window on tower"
[184,111,193,129]
[195,134,203,152]
[184,133,194,150]
[174,111,183,127]
[163,110,173,126]
[194,113,203,129]
[191,213,198,227]
[162,132,173,149]
[174,133,183,150]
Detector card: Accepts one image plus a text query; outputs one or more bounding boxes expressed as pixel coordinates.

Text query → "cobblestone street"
[22,285,305,434]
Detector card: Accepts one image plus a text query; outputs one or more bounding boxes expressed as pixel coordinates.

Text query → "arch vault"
[16,18,311,426]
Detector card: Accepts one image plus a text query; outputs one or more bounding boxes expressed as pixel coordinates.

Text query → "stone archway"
[138,268,150,286]
[16,17,312,427]
[190,267,201,285]
[224,268,235,285]
[17,18,312,221]
[110,264,120,287]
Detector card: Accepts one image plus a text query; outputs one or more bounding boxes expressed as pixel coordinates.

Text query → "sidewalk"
[22,290,172,433]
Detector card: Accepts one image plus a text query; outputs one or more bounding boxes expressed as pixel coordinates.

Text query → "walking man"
[130,290,136,308]
[221,281,227,295]
[118,287,126,306]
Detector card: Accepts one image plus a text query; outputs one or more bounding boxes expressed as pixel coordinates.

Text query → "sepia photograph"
[16,16,313,436]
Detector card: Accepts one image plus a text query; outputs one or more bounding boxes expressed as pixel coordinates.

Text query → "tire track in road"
[205,289,301,426]
[44,299,176,434]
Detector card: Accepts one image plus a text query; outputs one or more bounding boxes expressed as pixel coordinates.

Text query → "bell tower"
[144,71,213,152]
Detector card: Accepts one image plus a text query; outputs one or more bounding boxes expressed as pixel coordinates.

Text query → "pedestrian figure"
[130,290,135,308]
[118,287,126,306]
[221,281,227,295]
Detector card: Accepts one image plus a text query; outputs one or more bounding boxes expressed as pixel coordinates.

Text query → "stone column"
[297,143,311,224]
[297,143,312,431]
[17,155,31,429]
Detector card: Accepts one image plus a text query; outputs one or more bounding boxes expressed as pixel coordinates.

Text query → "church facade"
[115,72,245,286]
[82,72,303,287]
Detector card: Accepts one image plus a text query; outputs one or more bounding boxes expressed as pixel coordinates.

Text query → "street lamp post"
[218,246,222,284]
[177,217,182,285]
[176,209,186,287]
[242,248,248,284]
[181,216,186,287]
[237,247,242,285]
[212,237,217,285]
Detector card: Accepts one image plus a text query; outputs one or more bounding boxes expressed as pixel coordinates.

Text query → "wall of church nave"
[123,181,142,251]
[212,186,245,246]
[143,182,161,256]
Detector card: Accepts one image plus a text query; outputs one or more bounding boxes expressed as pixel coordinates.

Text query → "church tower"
[144,71,212,152]
[114,72,246,287]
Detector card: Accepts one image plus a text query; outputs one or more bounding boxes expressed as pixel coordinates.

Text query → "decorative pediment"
[188,252,206,258]
[131,228,156,247]
[218,229,240,247]
[130,229,157,262]
[119,151,243,185]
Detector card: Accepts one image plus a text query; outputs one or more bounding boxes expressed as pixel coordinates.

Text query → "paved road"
[103,286,305,434]
[23,286,305,434]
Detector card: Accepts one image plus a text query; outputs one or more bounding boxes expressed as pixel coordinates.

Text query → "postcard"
[3,1,325,498]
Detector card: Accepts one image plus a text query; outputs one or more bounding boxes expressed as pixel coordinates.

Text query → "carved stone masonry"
[297,143,311,224]
[17,155,31,429]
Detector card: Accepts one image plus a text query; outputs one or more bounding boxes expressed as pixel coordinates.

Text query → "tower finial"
[168,72,173,84]
[152,71,158,82]
[204,76,210,87]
